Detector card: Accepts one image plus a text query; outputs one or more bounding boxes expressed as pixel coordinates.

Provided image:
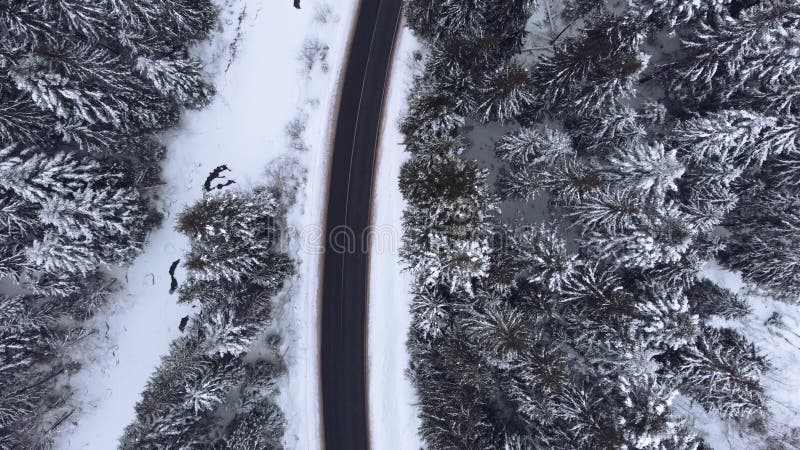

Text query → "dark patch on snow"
[168,259,180,294]
[178,316,189,332]
[203,164,236,192]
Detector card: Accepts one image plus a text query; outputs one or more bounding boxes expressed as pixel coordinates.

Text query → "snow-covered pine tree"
[564,103,648,154]
[477,61,536,123]
[567,186,648,235]
[483,0,536,60]
[721,188,800,299]
[110,0,218,54]
[668,0,800,105]
[686,278,751,320]
[589,203,695,270]
[404,0,488,44]
[400,152,497,296]
[135,53,214,109]
[608,141,685,202]
[0,146,150,283]
[0,86,56,146]
[8,41,180,134]
[498,156,604,205]
[0,276,117,448]
[633,283,698,351]
[658,326,770,418]
[177,189,291,288]
[531,14,648,118]
[495,126,574,168]
[410,285,453,341]
[635,0,732,30]
[511,224,578,293]
[222,399,286,450]
[400,76,465,145]
[672,110,798,168]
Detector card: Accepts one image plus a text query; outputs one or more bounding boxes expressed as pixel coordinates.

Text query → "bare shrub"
[299,37,329,75]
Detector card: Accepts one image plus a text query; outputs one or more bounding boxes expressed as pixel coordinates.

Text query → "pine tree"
[464,301,536,368]
[532,14,647,118]
[495,126,574,168]
[659,326,770,418]
[222,399,286,450]
[198,309,258,357]
[410,286,452,341]
[498,157,605,205]
[608,141,685,202]
[404,0,488,44]
[634,284,698,351]
[668,1,800,104]
[590,204,695,270]
[135,53,213,109]
[110,0,218,53]
[635,0,732,29]
[477,61,536,124]
[568,187,648,235]
[672,110,798,168]
[0,146,150,282]
[511,225,578,293]
[484,0,536,58]
[400,77,465,145]
[178,189,287,287]
[400,153,497,296]
[686,278,751,320]
[721,188,800,299]
[8,41,179,133]
[0,86,56,146]
[565,103,648,154]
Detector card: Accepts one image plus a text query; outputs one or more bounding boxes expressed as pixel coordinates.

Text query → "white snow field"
[367,26,424,450]
[56,0,357,448]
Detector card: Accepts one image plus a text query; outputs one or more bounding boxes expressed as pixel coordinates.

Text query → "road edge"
[364,12,406,450]
[314,1,364,449]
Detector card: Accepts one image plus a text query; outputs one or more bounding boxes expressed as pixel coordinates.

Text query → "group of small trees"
[0,1,217,447]
[120,187,294,448]
[400,0,792,447]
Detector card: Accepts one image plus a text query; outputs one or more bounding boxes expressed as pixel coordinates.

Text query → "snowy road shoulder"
[367,26,424,450]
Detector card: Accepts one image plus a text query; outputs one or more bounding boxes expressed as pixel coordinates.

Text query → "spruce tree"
[659,326,770,418]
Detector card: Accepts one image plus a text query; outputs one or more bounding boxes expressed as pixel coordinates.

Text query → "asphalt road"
[319,1,402,450]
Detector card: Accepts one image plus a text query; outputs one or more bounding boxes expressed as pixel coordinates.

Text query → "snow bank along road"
[320,0,402,449]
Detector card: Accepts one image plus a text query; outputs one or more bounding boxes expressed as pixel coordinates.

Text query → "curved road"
[320,1,402,450]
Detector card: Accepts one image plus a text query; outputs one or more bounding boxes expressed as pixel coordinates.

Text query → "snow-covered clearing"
[55,0,357,448]
[367,26,424,450]
[687,263,800,449]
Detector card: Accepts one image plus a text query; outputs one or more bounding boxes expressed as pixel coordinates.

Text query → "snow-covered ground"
[55,1,357,448]
[367,26,424,450]
[688,263,800,449]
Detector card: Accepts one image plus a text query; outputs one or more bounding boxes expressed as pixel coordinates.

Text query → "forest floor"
[367,25,425,450]
[54,1,357,448]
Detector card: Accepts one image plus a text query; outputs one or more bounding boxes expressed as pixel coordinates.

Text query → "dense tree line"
[400,0,797,447]
[120,187,294,448]
[0,1,217,447]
